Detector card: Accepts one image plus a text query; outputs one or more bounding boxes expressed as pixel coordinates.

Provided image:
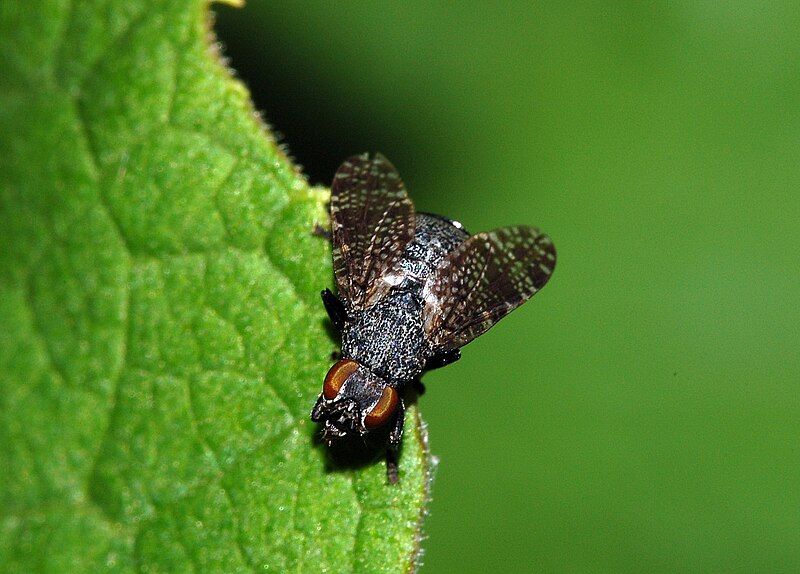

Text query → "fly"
[310,154,557,483]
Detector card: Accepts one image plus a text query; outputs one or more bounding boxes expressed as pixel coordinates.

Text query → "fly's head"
[310,359,399,445]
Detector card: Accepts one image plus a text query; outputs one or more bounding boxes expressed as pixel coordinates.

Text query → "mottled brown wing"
[422,226,556,351]
[331,154,416,311]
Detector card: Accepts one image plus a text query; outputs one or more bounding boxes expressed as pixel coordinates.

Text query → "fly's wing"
[422,226,556,351]
[331,154,416,311]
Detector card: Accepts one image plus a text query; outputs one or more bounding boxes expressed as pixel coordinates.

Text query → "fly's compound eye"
[364,387,399,429]
[323,359,359,399]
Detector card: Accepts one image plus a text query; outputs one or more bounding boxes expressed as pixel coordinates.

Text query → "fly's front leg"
[310,393,325,422]
[312,223,332,241]
[386,397,406,484]
[321,288,347,332]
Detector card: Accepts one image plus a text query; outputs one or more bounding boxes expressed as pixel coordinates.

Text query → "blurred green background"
[216,3,800,572]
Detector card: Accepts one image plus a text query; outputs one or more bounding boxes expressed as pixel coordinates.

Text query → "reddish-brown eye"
[323,359,359,399]
[364,387,399,429]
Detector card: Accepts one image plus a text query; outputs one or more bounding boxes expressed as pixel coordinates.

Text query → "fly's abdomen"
[396,213,470,286]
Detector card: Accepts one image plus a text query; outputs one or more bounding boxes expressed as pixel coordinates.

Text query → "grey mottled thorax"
[342,214,469,382]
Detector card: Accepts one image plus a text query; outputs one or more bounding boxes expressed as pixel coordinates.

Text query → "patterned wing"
[422,226,556,351]
[330,154,416,311]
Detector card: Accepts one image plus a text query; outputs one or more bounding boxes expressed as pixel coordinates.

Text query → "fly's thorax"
[341,291,429,381]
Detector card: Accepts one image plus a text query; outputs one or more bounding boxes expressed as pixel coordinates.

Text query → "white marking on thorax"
[382,271,407,286]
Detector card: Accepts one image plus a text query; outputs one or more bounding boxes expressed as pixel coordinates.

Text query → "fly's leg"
[411,378,426,396]
[386,398,406,484]
[424,348,461,371]
[310,393,325,422]
[312,223,332,241]
[385,451,400,485]
[321,288,347,332]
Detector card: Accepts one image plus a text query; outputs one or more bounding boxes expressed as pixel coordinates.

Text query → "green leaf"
[0,2,430,572]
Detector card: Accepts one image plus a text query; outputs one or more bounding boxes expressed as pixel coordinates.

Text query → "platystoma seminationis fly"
[311,154,556,483]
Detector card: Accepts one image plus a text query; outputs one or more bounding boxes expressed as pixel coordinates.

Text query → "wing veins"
[329,154,416,311]
[424,226,556,351]
[357,197,406,300]
[441,239,494,335]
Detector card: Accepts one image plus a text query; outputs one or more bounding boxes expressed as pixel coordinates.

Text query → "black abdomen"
[397,213,470,287]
